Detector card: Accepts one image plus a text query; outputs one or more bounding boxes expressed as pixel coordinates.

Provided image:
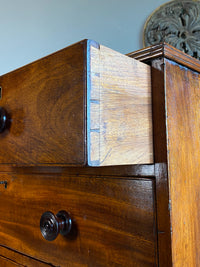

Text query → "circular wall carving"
[144,0,200,59]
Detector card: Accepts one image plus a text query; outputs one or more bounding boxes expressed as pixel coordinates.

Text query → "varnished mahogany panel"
[0,257,19,266]
[127,42,200,73]
[151,60,172,267]
[0,164,155,177]
[0,173,156,266]
[149,57,200,267]
[164,59,200,267]
[130,43,200,267]
[0,246,52,266]
[0,40,87,166]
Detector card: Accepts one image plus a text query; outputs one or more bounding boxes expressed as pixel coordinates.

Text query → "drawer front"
[0,41,86,166]
[0,173,156,266]
[0,257,19,267]
[0,246,51,267]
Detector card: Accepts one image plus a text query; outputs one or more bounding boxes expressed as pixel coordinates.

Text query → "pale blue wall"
[0,0,168,74]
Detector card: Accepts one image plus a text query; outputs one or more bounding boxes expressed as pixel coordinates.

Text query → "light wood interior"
[88,41,153,166]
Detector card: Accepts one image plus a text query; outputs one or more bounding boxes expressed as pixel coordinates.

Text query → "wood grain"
[0,39,153,167]
[151,59,172,266]
[165,59,200,266]
[154,163,172,267]
[88,42,153,166]
[130,42,200,267]
[0,246,52,266]
[0,172,156,267]
[127,42,200,73]
[0,256,20,266]
[0,40,87,166]
[0,164,155,178]
[148,54,200,266]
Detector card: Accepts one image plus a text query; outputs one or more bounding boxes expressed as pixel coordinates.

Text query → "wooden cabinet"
[0,40,200,266]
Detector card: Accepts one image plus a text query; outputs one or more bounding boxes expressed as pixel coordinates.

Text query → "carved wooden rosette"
[144,0,200,59]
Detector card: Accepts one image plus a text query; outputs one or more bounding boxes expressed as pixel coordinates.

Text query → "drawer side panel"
[88,43,153,166]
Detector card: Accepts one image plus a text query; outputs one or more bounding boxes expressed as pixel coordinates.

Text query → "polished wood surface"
[130,44,200,266]
[0,40,87,166]
[154,163,171,267]
[164,59,200,266]
[0,164,155,177]
[0,257,19,266]
[0,172,156,267]
[151,59,172,267]
[150,55,200,267]
[127,42,200,73]
[0,246,52,266]
[88,42,153,166]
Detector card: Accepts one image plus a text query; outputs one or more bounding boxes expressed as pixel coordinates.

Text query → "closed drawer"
[0,172,156,266]
[0,256,19,267]
[0,39,153,167]
[0,246,51,266]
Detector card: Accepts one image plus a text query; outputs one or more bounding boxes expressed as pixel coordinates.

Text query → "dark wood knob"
[0,107,8,133]
[40,210,72,241]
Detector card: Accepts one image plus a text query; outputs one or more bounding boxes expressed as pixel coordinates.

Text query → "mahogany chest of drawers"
[0,40,199,266]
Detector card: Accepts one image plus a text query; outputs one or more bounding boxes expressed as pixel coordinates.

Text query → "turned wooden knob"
[40,210,72,241]
[0,107,8,133]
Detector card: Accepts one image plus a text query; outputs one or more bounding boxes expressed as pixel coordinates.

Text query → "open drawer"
[0,40,153,166]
